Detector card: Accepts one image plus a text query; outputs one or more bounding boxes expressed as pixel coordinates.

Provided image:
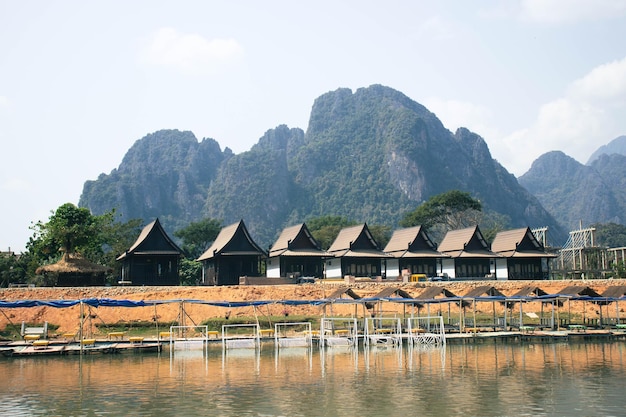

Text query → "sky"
[1,0,626,252]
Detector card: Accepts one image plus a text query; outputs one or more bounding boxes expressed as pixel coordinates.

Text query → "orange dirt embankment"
[1,279,624,334]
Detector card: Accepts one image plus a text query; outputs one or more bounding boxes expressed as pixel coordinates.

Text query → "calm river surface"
[0,340,625,417]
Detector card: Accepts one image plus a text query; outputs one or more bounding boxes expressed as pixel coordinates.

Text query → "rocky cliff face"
[518,151,624,230]
[79,130,231,233]
[80,85,566,247]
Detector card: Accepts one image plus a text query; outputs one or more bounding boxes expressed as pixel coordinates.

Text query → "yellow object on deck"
[159,332,171,339]
[207,331,220,338]
[24,334,40,341]
[410,273,427,282]
[259,329,274,337]
[129,337,144,344]
[33,340,50,348]
[81,339,96,345]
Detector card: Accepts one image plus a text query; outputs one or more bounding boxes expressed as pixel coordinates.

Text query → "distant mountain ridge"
[519,149,626,230]
[79,85,566,248]
[587,135,626,164]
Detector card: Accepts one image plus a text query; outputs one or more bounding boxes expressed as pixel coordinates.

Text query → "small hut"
[384,226,445,278]
[267,223,328,279]
[491,227,556,280]
[117,218,182,286]
[325,223,391,279]
[462,285,507,329]
[601,286,626,325]
[36,252,111,287]
[555,285,603,327]
[197,220,266,286]
[438,226,497,280]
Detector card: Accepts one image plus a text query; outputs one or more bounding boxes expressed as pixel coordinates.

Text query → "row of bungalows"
[116,218,556,286]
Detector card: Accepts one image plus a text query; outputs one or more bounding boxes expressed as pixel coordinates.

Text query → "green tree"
[28,203,101,258]
[174,218,222,259]
[0,251,27,287]
[479,211,512,243]
[307,216,356,250]
[179,258,203,286]
[173,218,222,285]
[26,203,141,283]
[368,224,392,249]
[400,190,482,230]
[592,223,626,248]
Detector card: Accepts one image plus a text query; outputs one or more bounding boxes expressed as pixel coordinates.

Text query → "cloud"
[0,95,9,108]
[519,0,626,24]
[140,28,244,75]
[569,57,626,101]
[499,57,626,175]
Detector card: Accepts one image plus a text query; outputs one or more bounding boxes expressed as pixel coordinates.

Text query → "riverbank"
[1,279,624,333]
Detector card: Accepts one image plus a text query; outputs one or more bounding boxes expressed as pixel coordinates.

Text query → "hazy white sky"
[1,0,626,252]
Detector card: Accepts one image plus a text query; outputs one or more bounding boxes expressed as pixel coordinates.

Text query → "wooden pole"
[504,302,507,331]
[154,303,159,336]
[79,300,84,355]
[472,299,477,333]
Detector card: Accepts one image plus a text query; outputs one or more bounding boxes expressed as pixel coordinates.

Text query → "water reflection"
[0,341,625,416]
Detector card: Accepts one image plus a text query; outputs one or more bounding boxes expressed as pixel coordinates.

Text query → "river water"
[0,340,625,417]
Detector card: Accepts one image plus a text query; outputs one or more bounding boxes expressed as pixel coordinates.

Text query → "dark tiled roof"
[492,227,556,258]
[197,220,265,261]
[601,286,626,298]
[463,285,505,298]
[384,226,442,258]
[117,218,182,260]
[268,223,327,258]
[438,226,495,258]
[555,286,601,297]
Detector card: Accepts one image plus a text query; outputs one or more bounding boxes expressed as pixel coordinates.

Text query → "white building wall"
[441,258,456,279]
[325,259,343,279]
[266,257,281,278]
[386,258,400,279]
[495,258,508,280]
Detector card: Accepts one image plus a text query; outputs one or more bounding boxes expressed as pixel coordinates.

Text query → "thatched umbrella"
[36,252,112,286]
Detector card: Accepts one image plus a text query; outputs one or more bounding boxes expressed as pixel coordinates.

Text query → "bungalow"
[117,218,182,286]
[438,226,497,280]
[491,227,556,280]
[325,223,391,279]
[383,226,444,279]
[197,220,266,286]
[267,223,327,279]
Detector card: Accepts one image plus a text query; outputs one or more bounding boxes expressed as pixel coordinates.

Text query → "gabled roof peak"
[197,220,266,261]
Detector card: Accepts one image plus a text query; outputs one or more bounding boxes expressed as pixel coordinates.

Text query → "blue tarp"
[0,294,625,309]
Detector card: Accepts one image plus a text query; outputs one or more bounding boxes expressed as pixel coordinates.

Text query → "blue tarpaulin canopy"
[0,293,625,310]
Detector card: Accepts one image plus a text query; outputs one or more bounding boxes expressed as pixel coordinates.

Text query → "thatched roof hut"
[36,253,111,287]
